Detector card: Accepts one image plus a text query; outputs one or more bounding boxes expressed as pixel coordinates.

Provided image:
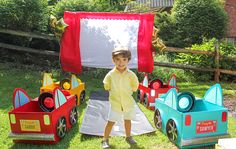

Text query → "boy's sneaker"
[101,139,110,149]
[125,136,137,144]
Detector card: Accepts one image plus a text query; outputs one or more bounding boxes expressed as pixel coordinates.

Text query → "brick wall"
[225,0,236,38]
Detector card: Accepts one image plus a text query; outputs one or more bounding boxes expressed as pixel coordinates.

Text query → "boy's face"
[113,55,129,72]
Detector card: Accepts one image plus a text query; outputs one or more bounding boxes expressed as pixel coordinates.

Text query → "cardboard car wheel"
[143,93,149,107]
[38,92,54,112]
[137,90,141,102]
[75,95,79,105]
[149,79,163,89]
[70,106,78,125]
[60,78,71,90]
[166,119,178,143]
[56,117,67,139]
[80,90,85,104]
[154,108,162,130]
[177,92,195,112]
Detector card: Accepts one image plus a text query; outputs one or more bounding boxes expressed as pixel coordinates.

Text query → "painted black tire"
[143,93,149,107]
[177,92,195,112]
[38,92,54,112]
[69,106,78,125]
[154,109,162,130]
[56,117,67,139]
[80,90,86,104]
[149,79,163,89]
[137,90,141,102]
[60,78,71,90]
[166,119,178,143]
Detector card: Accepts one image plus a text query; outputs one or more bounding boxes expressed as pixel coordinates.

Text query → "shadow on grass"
[80,134,100,142]
[80,134,146,149]
[192,145,215,149]
[109,143,145,149]
[77,98,88,111]
[128,144,145,149]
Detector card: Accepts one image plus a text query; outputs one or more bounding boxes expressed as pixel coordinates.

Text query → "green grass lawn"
[0,62,236,149]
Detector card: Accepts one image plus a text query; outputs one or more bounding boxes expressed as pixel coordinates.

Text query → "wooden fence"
[155,47,236,82]
[0,29,236,82]
[0,29,59,56]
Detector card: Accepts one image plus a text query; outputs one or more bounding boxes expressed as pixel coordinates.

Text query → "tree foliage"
[155,12,180,47]
[155,0,227,47]
[52,0,127,18]
[175,38,236,81]
[0,0,49,32]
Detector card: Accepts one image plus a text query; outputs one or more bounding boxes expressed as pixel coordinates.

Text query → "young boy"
[102,47,139,149]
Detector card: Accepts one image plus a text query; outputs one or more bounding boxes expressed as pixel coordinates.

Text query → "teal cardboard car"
[151,84,230,148]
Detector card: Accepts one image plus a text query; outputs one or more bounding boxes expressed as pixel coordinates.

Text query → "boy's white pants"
[108,105,136,122]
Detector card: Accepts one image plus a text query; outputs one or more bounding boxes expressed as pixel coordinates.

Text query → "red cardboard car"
[137,74,178,110]
[8,88,78,144]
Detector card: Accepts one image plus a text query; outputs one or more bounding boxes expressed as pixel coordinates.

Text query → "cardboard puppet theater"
[60,12,156,136]
[60,12,154,73]
[8,12,156,144]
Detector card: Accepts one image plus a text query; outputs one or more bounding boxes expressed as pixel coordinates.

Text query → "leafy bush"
[155,12,181,47]
[48,0,59,6]
[0,0,49,32]
[155,0,227,47]
[150,55,196,82]
[52,0,87,18]
[174,38,236,81]
[52,0,124,18]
